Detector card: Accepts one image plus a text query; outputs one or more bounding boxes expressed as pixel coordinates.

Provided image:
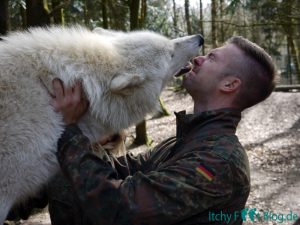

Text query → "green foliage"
[64,0,86,24]
[225,0,241,14]
[145,1,173,36]
[3,0,300,83]
[9,0,26,29]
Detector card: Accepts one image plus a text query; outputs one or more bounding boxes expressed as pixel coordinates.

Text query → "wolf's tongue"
[174,62,193,77]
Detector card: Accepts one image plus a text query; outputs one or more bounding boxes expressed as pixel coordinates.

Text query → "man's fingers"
[49,99,59,112]
[64,83,73,100]
[51,78,65,112]
[52,78,64,99]
[73,80,83,103]
[50,78,89,124]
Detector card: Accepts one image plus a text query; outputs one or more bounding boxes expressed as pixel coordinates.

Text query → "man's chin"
[183,70,197,83]
[182,79,190,91]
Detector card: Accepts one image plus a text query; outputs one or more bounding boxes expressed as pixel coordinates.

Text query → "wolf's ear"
[110,73,145,95]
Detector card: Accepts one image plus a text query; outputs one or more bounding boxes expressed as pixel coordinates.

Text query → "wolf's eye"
[171,53,175,58]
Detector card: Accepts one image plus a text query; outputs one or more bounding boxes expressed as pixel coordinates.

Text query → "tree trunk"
[51,0,64,24]
[83,0,89,26]
[159,97,170,116]
[134,120,152,145]
[101,0,108,29]
[107,1,127,31]
[20,3,27,28]
[26,0,50,27]
[287,39,293,84]
[199,0,204,54]
[0,0,9,35]
[184,0,192,35]
[211,0,217,48]
[128,0,150,145]
[172,0,178,35]
[139,0,147,28]
[129,0,140,30]
[219,0,224,43]
[287,35,300,83]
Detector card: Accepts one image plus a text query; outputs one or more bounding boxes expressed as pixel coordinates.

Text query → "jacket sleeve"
[57,124,233,225]
[112,137,176,178]
[111,151,150,178]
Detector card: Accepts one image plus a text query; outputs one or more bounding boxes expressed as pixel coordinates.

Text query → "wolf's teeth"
[174,62,193,77]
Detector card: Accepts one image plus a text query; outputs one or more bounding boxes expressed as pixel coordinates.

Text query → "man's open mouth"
[174,61,193,77]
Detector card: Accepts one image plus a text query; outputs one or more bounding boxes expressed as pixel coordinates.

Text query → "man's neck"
[193,104,221,113]
[193,98,238,113]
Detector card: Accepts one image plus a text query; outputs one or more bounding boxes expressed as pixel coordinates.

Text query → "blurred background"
[0,0,299,85]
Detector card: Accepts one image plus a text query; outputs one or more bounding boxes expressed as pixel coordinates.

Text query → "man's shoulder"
[184,134,250,183]
[210,135,244,159]
[208,135,250,186]
[186,134,243,160]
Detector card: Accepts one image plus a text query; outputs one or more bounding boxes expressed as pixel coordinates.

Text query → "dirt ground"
[16,88,300,225]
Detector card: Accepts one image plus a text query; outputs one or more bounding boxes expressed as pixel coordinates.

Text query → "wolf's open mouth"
[174,61,193,77]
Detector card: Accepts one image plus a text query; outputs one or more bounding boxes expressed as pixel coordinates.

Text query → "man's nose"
[193,56,205,66]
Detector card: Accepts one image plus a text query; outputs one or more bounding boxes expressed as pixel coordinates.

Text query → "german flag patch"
[195,164,215,181]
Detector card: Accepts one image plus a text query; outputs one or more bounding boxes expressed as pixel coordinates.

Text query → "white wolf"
[0,26,203,223]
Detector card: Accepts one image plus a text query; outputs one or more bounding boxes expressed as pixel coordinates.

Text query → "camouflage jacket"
[57,108,250,225]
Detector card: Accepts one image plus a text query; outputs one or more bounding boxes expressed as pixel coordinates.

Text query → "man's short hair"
[226,36,277,109]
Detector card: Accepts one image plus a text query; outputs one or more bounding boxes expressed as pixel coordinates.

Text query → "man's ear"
[110,73,145,95]
[219,76,241,93]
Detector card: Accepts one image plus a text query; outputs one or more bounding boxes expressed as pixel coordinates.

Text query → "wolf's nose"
[197,35,204,46]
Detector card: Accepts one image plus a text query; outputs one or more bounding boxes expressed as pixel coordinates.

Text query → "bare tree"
[128,0,150,145]
[140,0,147,28]
[172,0,178,35]
[219,0,224,43]
[199,0,205,54]
[101,0,108,28]
[83,0,90,26]
[211,0,218,47]
[185,0,192,35]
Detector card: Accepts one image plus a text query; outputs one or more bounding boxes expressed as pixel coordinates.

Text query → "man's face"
[183,43,242,99]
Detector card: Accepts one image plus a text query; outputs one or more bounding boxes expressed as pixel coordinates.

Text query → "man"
[49,36,276,225]
[47,131,126,225]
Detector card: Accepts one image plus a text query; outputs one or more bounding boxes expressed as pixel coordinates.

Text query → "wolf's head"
[93,28,203,94]
[79,28,203,142]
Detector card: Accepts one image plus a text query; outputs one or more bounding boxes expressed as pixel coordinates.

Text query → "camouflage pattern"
[56,108,250,225]
[47,171,93,225]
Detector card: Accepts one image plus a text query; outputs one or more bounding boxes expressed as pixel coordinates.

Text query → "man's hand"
[50,78,89,124]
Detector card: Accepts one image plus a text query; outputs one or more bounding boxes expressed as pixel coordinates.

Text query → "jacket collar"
[174,108,242,138]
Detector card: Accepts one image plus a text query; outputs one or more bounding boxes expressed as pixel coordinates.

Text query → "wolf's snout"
[197,35,204,46]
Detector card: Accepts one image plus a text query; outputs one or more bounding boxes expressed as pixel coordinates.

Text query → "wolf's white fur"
[0,26,202,222]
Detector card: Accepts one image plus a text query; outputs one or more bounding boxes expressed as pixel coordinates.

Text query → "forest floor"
[16,88,300,225]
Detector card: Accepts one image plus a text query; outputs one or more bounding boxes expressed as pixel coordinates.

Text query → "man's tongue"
[174,62,193,77]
